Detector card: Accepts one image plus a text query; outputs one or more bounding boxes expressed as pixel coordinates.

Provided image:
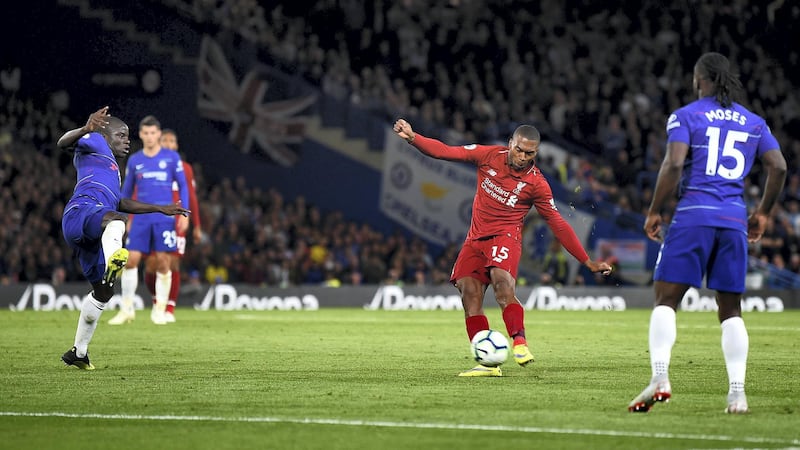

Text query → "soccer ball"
[470,329,509,367]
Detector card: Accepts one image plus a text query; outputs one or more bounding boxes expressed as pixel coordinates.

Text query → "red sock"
[465,315,490,341]
[502,302,527,345]
[166,270,180,313]
[144,271,156,305]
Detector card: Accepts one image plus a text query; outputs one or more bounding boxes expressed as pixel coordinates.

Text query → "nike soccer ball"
[470,329,509,367]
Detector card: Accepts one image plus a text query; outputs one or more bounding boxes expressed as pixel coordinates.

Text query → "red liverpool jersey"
[411,135,588,263]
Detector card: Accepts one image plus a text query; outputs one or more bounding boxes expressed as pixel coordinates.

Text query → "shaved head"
[513,124,540,142]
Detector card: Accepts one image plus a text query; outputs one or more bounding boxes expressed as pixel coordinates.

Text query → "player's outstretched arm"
[584,259,613,276]
[119,198,190,217]
[57,106,110,149]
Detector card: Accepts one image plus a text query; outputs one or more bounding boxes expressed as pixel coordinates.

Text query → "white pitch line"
[1,411,798,446]
[532,320,800,332]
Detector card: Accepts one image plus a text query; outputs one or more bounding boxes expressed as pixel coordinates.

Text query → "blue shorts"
[653,225,747,293]
[62,199,113,284]
[126,214,178,253]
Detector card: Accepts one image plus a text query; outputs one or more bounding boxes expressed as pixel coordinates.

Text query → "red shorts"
[450,234,522,285]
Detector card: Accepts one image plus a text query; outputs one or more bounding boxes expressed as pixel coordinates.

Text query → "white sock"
[649,305,676,378]
[101,220,125,266]
[74,293,105,357]
[120,267,138,314]
[155,270,171,311]
[721,316,748,394]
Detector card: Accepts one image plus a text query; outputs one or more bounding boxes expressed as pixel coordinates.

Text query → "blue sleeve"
[756,122,780,156]
[666,110,690,144]
[121,155,135,198]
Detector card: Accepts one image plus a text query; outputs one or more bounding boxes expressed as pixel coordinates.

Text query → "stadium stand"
[2,0,798,288]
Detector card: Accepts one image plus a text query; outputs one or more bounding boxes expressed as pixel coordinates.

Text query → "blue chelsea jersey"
[70,132,122,208]
[122,148,189,207]
[665,96,780,231]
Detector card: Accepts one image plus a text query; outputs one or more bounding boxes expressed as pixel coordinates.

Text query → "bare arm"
[644,141,688,242]
[57,106,109,149]
[747,148,787,242]
[119,198,190,217]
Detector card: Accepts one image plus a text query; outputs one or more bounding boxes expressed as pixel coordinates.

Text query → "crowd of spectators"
[0,88,460,287]
[2,0,799,288]
[174,0,799,287]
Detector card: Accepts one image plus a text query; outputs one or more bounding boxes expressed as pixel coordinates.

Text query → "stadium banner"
[380,129,476,246]
[2,283,796,312]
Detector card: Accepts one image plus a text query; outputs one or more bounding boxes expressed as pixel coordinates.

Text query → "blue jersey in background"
[122,147,189,215]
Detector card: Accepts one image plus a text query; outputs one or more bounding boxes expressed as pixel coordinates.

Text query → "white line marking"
[1,411,798,446]
[533,320,800,332]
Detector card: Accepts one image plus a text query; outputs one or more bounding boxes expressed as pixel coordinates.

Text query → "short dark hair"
[513,124,540,141]
[139,115,161,129]
[695,52,743,108]
[100,116,128,139]
[161,128,177,137]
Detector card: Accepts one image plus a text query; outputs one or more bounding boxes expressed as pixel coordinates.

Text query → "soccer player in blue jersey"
[628,53,787,414]
[58,107,189,369]
[111,115,190,325]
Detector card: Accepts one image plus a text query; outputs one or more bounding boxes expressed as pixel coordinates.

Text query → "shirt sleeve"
[756,122,781,156]
[532,180,590,263]
[121,156,135,198]
[411,135,485,163]
[666,109,690,145]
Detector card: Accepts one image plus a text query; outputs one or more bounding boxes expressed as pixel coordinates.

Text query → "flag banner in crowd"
[380,129,476,246]
[196,37,317,167]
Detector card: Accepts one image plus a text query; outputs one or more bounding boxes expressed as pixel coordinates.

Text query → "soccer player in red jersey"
[393,118,613,376]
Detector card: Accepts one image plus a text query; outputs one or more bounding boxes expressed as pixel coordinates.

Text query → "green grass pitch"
[1,308,798,449]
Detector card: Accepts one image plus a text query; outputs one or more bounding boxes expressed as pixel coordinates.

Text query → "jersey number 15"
[705,126,748,180]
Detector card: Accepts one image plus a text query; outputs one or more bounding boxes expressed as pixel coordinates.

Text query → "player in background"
[393,118,613,377]
[145,128,202,322]
[59,107,188,369]
[628,52,787,414]
[108,115,190,325]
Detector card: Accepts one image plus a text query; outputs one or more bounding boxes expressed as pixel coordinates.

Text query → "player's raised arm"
[394,118,481,162]
[57,106,110,149]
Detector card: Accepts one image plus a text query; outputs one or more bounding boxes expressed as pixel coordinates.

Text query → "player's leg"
[141,254,164,324]
[100,214,128,287]
[709,229,749,414]
[63,209,126,368]
[144,255,157,308]
[149,220,178,324]
[113,218,147,324]
[487,237,533,366]
[628,280,687,412]
[110,249,142,324]
[149,251,171,324]
[630,225,710,412]
[452,241,500,376]
[165,253,181,322]
[455,276,500,377]
[718,291,749,414]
